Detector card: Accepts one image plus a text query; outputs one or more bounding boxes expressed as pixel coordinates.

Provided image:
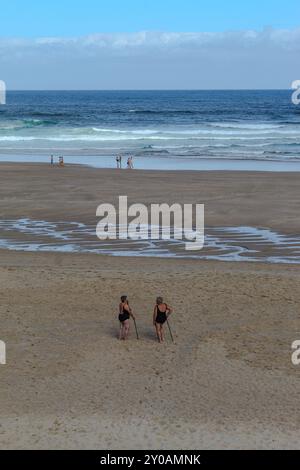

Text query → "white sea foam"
[1,133,300,143]
[1,119,300,162]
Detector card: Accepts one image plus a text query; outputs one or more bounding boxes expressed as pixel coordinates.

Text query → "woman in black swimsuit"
[153,297,172,343]
[118,295,135,340]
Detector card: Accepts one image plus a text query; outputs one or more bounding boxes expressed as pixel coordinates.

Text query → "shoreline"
[2,159,300,173]
[1,153,300,172]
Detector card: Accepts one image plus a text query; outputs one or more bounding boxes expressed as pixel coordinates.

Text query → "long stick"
[133,318,139,340]
[166,318,174,342]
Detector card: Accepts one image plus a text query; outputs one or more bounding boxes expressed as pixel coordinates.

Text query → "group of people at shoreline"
[116,155,134,169]
[118,295,173,343]
[50,155,64,167]
[50,154,135,169]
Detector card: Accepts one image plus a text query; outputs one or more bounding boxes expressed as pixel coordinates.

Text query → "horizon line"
[4,88,292,92]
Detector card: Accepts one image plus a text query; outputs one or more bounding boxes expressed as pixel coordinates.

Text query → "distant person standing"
[127,156,134,169]
[153,297,172,343]
[118,295,135,340]
[116,155,123,169]
[50,155,54,166]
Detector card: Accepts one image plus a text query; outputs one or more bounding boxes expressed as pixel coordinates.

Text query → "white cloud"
[0,28,299,89]
[1,28,300,52]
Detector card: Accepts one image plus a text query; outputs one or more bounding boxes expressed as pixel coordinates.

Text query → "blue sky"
[0,1,299,89]
[1,0,299,36]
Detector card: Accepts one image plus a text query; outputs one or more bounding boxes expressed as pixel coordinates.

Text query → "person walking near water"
[126,156,134,169]
[153,297,172,343]
[118,295,135,340]
[116,155,123,169]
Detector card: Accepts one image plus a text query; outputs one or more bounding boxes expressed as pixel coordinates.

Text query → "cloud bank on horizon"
[0,28,299,89]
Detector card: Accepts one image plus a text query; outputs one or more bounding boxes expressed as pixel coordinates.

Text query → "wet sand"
[0,163,299,449]
[0,162,300,230]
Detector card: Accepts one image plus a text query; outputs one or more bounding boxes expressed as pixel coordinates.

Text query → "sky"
[0,0,299,89]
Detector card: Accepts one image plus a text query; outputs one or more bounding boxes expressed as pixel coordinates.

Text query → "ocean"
[0,90,300,166]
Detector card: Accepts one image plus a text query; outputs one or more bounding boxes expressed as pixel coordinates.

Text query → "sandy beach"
[0,162,300,231]
[0,163,300,449]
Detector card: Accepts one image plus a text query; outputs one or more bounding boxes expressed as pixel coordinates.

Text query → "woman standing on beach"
[153,297,172,343]
[118,295,135,340]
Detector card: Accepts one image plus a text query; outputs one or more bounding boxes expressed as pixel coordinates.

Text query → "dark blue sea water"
[0,90,299,161]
